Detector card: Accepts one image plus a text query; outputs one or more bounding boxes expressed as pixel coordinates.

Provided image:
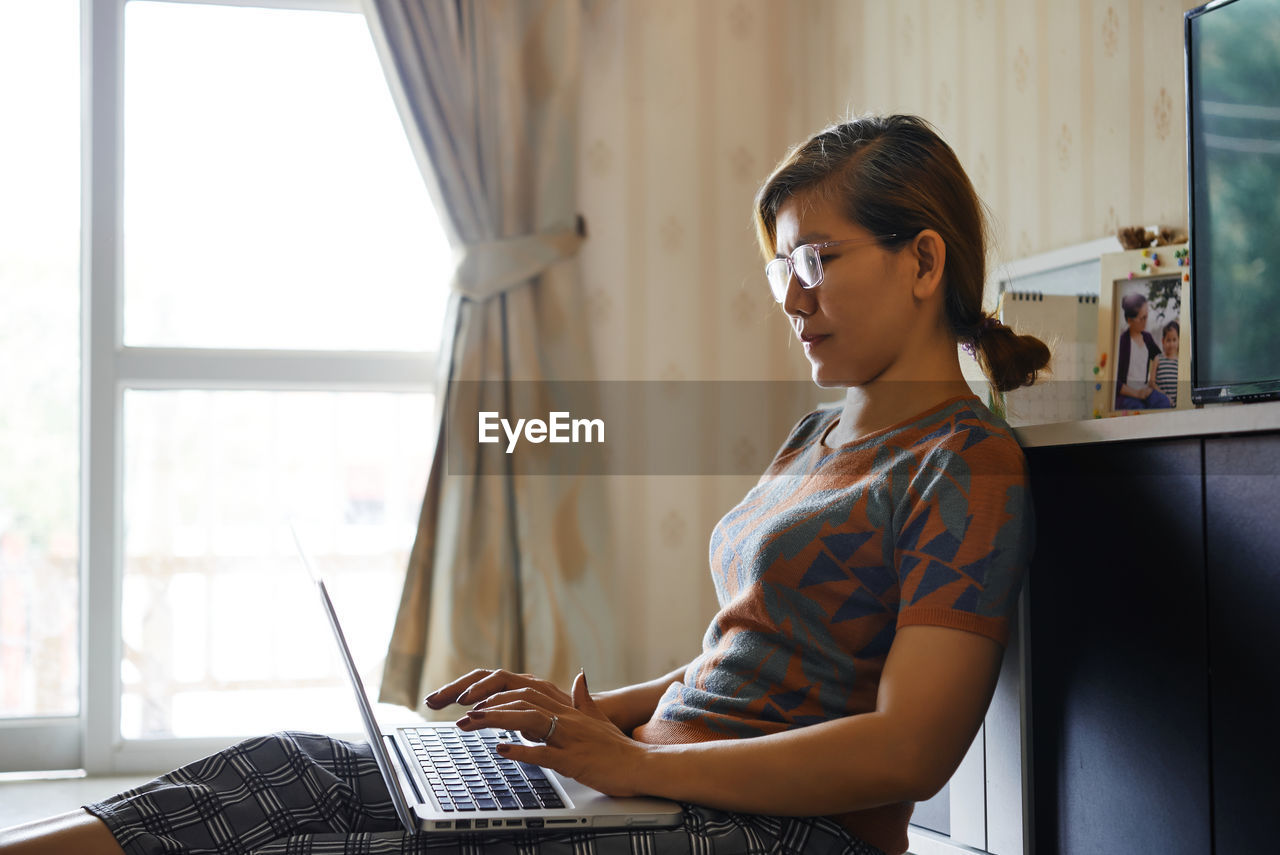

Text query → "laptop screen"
[292,525,418,830]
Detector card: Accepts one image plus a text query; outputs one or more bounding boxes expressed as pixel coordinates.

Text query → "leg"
[246,806,887,855]
[1,733,398,855]
[82,732,400,855]
[0,809,125,855]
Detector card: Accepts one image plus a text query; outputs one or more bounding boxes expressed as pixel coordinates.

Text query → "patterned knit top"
[631,395,1034,855]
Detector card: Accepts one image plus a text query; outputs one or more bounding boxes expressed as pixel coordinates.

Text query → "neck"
[827,347,973,445]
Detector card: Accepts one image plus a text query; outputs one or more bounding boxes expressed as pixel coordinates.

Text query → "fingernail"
[495,742,511,753]
[455,715,472,728]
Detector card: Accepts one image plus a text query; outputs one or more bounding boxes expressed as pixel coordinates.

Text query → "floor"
[0,775,153,828]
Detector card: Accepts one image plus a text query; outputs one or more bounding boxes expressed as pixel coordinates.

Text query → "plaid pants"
[85,732,886,855]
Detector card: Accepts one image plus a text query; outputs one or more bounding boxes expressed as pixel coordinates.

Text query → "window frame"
[0,0,435,776]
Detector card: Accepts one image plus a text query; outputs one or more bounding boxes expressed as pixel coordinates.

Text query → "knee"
[242,731,370,783]
[0,810,125,855]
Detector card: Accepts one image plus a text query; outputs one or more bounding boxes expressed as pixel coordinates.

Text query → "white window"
[1,0,448,774]
[0,0,84,772]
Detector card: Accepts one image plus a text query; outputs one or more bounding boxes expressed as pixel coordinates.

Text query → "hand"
[424,668,573,711]
[1139,385,1153,400]
[455,671,652,798]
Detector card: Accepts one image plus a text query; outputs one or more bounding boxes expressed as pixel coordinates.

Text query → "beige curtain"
[362,0,616,710]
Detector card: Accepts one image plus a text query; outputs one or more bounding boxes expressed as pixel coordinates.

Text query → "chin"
[810,366,866,388]
[809,353,887,387]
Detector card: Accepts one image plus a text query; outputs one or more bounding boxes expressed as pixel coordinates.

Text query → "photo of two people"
[1114,275,1182,410]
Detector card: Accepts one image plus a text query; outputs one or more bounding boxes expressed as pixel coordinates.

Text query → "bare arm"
[593,664,690,733]
[634,626,1003,812]
[463,626,1004,815]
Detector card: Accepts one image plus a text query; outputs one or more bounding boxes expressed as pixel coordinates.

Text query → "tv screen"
[1186,0,1280,403]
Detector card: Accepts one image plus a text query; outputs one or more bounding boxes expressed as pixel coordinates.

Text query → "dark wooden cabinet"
[903,423,1280,855]
[1203,436,1280,854]
[1024,438,1212,855]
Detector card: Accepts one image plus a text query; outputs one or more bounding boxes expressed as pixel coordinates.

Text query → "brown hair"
[754,114,1049,393]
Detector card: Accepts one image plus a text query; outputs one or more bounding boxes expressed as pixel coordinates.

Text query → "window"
[119,390,431,740]
[1,0,447,774]
[122,1,446,351]
[0,0,82,770]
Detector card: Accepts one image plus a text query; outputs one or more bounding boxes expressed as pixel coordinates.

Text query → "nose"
[782,269,814,317]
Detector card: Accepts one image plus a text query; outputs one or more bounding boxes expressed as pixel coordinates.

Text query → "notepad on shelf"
[997,291,1098,426]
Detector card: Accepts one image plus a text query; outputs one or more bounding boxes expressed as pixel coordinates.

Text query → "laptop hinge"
[386,734,427,804]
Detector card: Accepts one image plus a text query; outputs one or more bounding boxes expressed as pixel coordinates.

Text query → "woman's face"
[1163,326,1180,358]
[1126,302,1149,336]
[773,193,917,387]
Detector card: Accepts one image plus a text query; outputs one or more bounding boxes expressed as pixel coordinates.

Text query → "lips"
[799,333,829,348]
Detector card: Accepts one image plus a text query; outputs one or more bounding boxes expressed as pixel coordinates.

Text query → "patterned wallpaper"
[575,0,1201,683]
[838,0,1200,260]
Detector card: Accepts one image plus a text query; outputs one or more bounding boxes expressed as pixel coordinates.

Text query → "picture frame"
[1093,243,1193,416]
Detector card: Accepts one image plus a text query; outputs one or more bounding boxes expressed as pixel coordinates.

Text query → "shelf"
[1012,400,1280,448]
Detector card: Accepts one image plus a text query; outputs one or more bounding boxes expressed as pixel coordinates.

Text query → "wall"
[834,0,1200,262]
[575,0,1201,685]
[576,0,829,683]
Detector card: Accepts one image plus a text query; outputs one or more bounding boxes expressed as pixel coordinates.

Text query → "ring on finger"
[543,714,559,743]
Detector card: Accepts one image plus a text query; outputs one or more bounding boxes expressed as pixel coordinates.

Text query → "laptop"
[293,529,685,834]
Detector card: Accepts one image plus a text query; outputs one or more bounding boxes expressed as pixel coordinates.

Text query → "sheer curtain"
[361,0,617,709]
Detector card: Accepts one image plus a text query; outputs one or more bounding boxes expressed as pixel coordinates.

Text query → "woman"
[0,115,1048,855]
[1115,293,1172,410]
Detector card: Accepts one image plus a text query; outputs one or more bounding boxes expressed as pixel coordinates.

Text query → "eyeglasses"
[765,235,899,302]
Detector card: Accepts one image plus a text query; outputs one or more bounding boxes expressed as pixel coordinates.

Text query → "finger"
[452,669,525,706]
[472,686,567,714]
[429,671,573,711]
[458,707,561,744]
[430,668,531,709]
[493,740,554,767]
[571,669,607,721]
[424,668,497,709]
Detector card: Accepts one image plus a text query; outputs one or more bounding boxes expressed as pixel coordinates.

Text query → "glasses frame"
[765,234,900,302]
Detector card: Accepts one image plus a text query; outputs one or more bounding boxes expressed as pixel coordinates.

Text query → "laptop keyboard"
[405,727,566,813]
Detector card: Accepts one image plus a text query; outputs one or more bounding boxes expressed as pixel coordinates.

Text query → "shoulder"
[777,404,841,454]
[754,405,841,479]
[893,401,1034,640]
[905,397,1026,477]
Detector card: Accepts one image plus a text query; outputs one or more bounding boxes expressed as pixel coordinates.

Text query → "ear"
[909,229,946,301]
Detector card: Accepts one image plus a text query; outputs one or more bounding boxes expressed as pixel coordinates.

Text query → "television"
[1186,0,1280,404]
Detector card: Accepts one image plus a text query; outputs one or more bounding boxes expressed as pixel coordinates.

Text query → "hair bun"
[976,324,1051,392]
